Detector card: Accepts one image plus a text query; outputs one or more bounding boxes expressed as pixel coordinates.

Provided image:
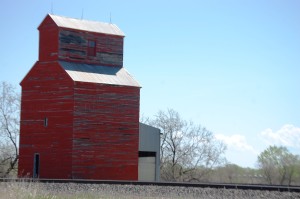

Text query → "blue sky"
[1,0,299,168]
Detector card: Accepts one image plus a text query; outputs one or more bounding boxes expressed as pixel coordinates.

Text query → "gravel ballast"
[1,182,300,199]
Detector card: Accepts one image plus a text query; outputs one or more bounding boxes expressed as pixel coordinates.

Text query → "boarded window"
[88,40,96,56]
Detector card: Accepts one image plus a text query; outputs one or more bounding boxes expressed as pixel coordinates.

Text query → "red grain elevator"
[18,14,141,180]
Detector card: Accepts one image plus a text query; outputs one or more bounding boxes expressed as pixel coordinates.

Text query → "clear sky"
[1,0,299,168]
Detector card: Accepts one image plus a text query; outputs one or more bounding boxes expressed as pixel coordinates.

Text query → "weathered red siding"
[72,82,140,180]
[59,29,124,66]
[38,15,124,66]
[38,16,59,61]
[19,14,140,180]
[19,61,74,178]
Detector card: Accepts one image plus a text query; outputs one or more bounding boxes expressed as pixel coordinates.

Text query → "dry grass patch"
[0,181,299,199]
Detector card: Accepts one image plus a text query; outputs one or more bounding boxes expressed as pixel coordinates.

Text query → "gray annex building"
[139,123,160,181]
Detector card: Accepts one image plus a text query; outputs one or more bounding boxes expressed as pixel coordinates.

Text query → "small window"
[88,40,96,56]
[44,117,48,127]
[88,40,96,47]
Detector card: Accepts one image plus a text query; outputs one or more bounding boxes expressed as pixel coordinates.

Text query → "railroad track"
[1,178,300,193]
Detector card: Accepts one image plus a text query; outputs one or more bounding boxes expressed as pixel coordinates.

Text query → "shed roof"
[47,14,125,36]
[60,61,140,87]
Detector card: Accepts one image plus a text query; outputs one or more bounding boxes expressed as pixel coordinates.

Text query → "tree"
[150,109,226,182]
[211,163,264,184]
[257,145,300,185]
[0,82,20,177]
[217,163,243,183]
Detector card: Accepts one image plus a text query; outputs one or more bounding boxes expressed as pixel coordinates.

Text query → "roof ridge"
[46,14,125,36]
[48,14,113,26]
[59,61,140,87]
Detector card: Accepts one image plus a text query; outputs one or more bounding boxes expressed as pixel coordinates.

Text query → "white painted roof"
[49,14,125,36]
[59,61,140,87]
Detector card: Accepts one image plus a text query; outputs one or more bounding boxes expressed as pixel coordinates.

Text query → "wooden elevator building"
[18,14,152,180]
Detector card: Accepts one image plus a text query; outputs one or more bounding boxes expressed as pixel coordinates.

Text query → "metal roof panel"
[59,61,140,87]
[49,14,125,36]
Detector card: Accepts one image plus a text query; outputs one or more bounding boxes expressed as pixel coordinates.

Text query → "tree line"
[0,81,300,185]
[144,108,300,185]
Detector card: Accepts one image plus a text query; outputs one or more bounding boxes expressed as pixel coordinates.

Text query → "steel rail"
[1,178,300,192]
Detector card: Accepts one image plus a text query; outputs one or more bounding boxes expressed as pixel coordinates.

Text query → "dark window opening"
[33,153,40,178]
[139,151,156,157]
[88,40,96,56]
[44,117,48,127]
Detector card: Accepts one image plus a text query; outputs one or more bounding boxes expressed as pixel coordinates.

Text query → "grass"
[0,180,299,199]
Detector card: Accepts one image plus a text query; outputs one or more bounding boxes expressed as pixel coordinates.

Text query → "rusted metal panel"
[60,61,140,87]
